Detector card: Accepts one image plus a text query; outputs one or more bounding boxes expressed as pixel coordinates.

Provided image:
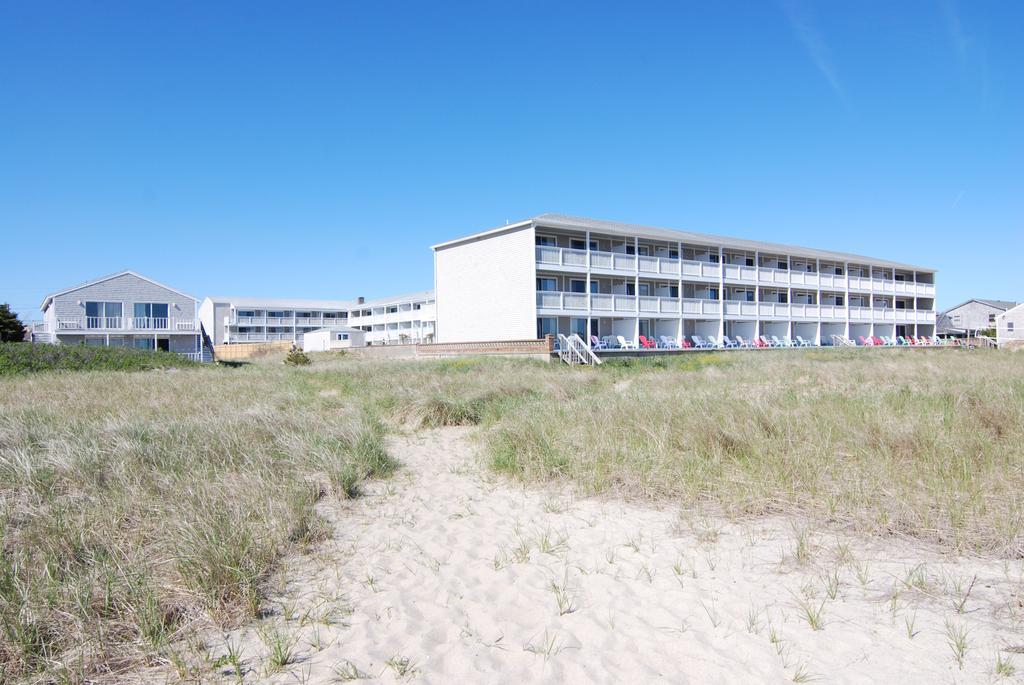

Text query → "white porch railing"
[56,317,198,331]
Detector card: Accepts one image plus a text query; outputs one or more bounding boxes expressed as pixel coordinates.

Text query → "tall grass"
[483,350,1024,556]
[0,366,395,682]
[3,348,1021,680]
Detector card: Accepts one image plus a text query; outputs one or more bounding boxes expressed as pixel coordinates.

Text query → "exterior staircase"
[557,334,603,366]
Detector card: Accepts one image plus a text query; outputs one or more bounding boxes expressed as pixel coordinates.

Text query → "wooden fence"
[213,340,293,360]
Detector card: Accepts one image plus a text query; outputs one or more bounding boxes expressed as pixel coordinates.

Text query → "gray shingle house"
[937,299,1017,336]
[37,270,207,359]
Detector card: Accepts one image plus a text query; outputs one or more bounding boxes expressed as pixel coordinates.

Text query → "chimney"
[357,296,365,304]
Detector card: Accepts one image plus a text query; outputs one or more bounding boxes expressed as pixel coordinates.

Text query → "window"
[626,283,636,296]
[537,317,558,338]
[590,281,600,294]
[669,249,679,259]
[537,278,558,292]
[638,283,651,296]
[670,285,680,298]
[237,309,256,317]
[85,301,122,328]
[570,318,587,338]
[413,303,421,310]
[746,257,754,267]
[570,239,597,251]
[625,244,636,255]
[989,314,996,324]
[709,253,720,263]
[570,280,586,294]
[134,338,155,350]
[1009,322,1015,332]
[134,303,169,327]
[388,306,398,313]
[337,333,349,341]
[536,235,557,246]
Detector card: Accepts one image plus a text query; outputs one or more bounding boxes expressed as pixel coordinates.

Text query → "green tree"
[0,303,25,342]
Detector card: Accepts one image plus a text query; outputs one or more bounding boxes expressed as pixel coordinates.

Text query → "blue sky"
[2,1,1021,319]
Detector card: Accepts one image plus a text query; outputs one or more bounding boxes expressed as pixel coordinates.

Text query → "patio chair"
[638,335,657,349]
[722,335,738,348]
[617,335,637,350]
[659,335,679,349]
[691,335,708,349]
[795,336,812,347]
[759,335,772,348]
[602,335,620,349]
[771,336,786,348]
[681,338,693,349]
[590,335,608,350]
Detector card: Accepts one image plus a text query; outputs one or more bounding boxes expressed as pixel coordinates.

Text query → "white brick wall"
[434,225,536,342]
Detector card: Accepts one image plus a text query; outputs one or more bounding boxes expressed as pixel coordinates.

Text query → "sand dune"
[214,428,1024,683]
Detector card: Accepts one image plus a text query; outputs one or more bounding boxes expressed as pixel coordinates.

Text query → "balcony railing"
[535,290,936,323]
[536,247,936,296]
[56,317,197,332]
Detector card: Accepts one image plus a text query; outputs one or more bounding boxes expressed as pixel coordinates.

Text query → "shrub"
[284,347,311,366]
[0,342,198,374]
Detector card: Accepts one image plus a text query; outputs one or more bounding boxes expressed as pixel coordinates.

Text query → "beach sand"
[213,428,1024,683]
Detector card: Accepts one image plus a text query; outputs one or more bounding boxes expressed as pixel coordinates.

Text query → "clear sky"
[2,1,1021,319]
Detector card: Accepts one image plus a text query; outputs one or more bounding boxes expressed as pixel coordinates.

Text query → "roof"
[204,295,356,310]
[202,290,435,311]
[997,302,1024,318]
[433,213,938,272]
[41,270,197,312]
[941,299,1017,315]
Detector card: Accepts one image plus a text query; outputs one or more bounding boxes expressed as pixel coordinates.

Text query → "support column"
[634,236,640,346]
[844,261,851,341]
[718,246,726,341]
[754,251,761,342]
[677,240,684,345]
[585,230,592,346]
[815,258,822,345]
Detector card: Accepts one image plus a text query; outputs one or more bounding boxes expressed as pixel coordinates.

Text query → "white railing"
[536,247,935,298]
[723,264,758,282]
[758,302,790,318]
[557,333,602,366]
[682,298,720,316]
[723,300,758,317]
[57,316,198,332]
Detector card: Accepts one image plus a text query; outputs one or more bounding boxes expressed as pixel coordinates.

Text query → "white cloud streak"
[781,0,845,102]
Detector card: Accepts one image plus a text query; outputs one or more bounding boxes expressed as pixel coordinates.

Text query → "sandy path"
[219,428,1024,683]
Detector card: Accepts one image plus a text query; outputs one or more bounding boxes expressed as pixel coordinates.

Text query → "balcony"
[56,317,197,332]
[537,247,936,296]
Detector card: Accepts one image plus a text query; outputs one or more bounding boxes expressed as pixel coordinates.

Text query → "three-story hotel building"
[433,214,936,345]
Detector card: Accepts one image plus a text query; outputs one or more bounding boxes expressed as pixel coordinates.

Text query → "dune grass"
[482,350,1024,556]
[0,365,395,682]
[2,347,1021,680]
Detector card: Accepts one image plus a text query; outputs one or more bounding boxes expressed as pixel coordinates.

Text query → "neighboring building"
[996,303,1024,349]
[937,299,1017,337]
[433,214,938,345]
[347,291,436,346]
[301,326,366,352]
[200,291,435,347]
[36,270,205,359]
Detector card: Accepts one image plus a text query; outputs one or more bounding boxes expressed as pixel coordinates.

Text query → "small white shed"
[302,327,366,352]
